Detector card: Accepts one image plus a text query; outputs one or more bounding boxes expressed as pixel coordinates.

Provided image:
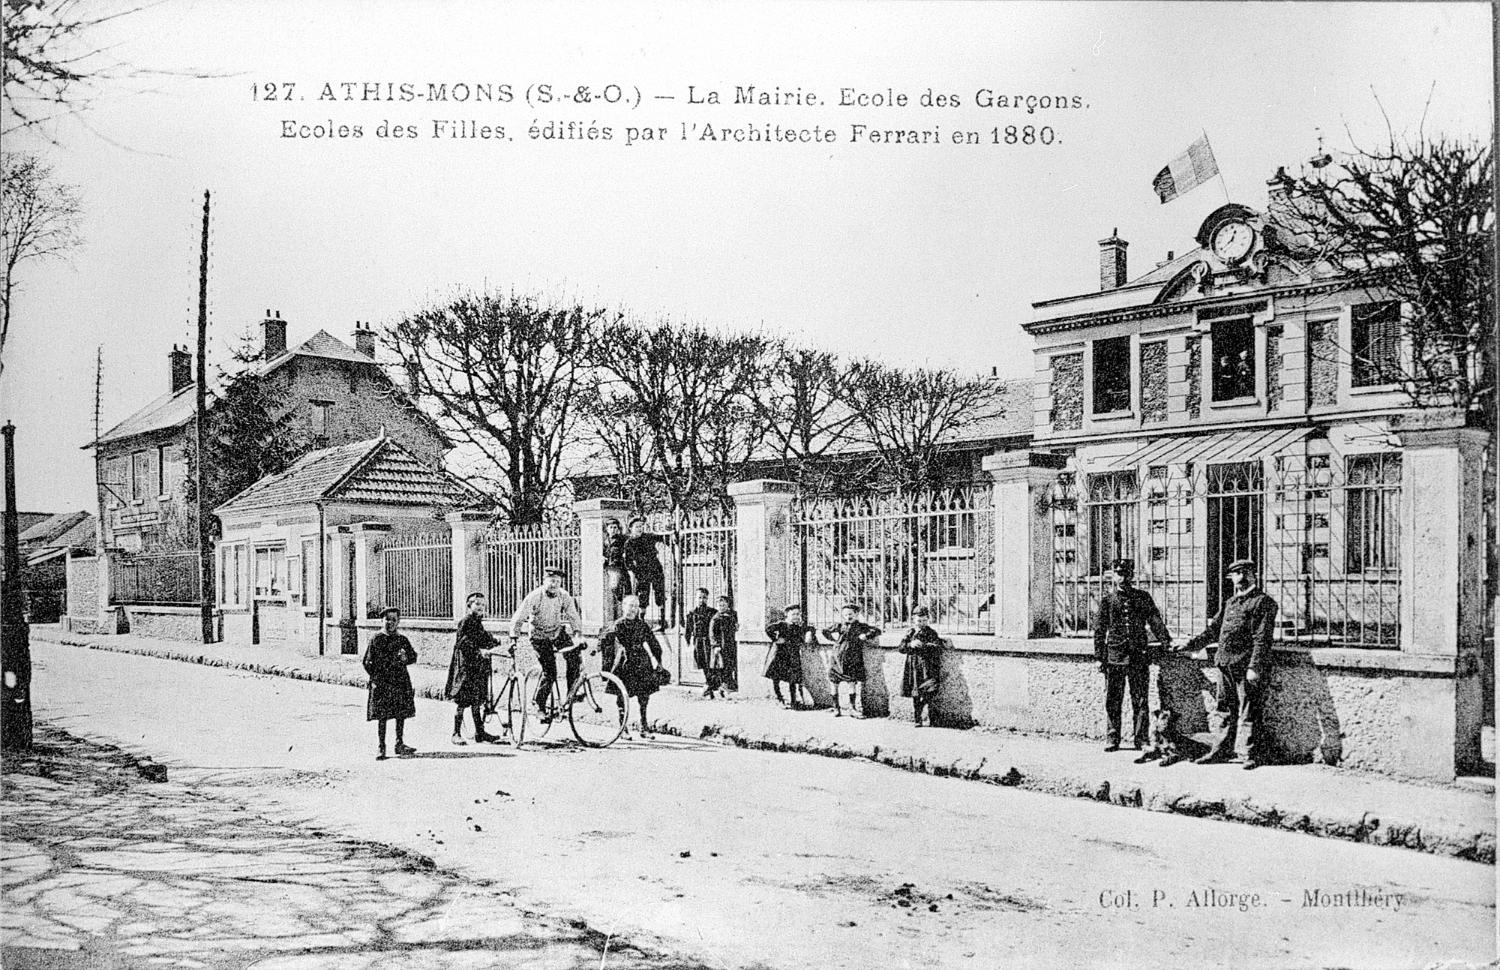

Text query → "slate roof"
[19,511,96,552]
[215,437,481,516]
[91,330,388,448]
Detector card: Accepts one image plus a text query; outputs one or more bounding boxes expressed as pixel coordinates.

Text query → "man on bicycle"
[510,565,584,723]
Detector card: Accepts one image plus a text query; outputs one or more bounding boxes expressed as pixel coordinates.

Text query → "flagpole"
[1203,129,1231,204]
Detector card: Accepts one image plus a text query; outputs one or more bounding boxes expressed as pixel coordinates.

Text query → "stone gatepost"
[573,498,633,635]
[729,480,797,696]
[983,451,1067,640]
[446,511,492,620]
[1394,409,1489,775]
[351,522,392,621]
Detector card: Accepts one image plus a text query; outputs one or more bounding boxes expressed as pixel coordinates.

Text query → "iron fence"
[110,551,202,606]
[788,485,995,635]
[484,517,582,620]
[646,507,738,684]
[1044,453,1402,648]
[376,529,453,619]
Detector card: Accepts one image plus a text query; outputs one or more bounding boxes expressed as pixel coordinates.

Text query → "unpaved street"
[23,642,1496,969]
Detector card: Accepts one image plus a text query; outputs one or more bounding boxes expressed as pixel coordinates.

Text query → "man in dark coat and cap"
[1184,559,1279,769]
[447,592,502,745]
[1093,558,1171,752]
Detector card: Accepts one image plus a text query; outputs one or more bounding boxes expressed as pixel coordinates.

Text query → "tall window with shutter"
[1350,302,1402,388]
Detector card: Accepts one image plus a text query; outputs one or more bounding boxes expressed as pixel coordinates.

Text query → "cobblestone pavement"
[1,725,700,970]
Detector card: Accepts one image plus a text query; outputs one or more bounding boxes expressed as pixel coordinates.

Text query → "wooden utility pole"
[2,422,33,749]
[93,348,108,582]
[196,191,216,643]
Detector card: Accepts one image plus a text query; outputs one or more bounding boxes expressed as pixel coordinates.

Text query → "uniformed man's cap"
[912,606,931,618]
[544,565,567,578]
[1112,558,1135,575]
[1225,559,1257,576]
[841,602,861,612]
[379,605,401,618]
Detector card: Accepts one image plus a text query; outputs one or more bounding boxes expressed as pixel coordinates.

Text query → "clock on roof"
[1211,219,1255,263]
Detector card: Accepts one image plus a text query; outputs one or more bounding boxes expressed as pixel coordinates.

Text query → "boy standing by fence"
[765,604,814,709]
[364,606,417,761]
[447,593,502,745]
[898,606,944,727]
[821,604,881,717]
[710,594,739,692]
[685,587,722,697]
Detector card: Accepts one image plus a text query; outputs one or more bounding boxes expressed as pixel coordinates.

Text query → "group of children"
[688,594,946,727]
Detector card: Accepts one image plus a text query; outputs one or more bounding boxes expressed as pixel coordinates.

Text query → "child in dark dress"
[685,587,722,697]
[898,606,945,727]
[446,592,502,745]
[821,603,881,717]
[363,607,418,760]
[764,604,813,709]
[709,595,739,692]
[601,594,669,739]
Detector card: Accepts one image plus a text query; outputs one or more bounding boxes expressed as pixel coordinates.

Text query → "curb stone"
[33,629,1495,864]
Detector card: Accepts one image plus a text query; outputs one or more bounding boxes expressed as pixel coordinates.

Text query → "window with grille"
[1351,302,1402,388]
[1086,470,1138,575]
[1091,336,1132,414]
[1346,453,1401,572]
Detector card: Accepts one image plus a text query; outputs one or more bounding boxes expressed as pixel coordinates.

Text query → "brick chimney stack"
[262,309,287,359]
[1099,229,1129,290]
[353,321,376,359]
[169,345,192,393]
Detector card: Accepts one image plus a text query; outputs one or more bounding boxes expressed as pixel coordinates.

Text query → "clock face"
[1212,221,1255,262]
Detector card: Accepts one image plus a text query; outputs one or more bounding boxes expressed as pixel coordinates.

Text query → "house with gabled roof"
[86,312,449,556]
[213,435,483,654]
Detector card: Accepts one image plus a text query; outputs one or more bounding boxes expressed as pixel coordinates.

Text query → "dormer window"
[1210,318,1256,401]
[1091,335,1132,414]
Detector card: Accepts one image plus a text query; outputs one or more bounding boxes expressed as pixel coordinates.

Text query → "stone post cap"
[349,521,394,533]
[444,510,496,525]
[982,450,1068,477]
[727,479,798,499]
[572,497,635,516]
[1390,407,1489,444]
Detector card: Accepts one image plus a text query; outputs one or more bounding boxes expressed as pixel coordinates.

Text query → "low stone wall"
[729,634,1468,781]
[120,605,223,643]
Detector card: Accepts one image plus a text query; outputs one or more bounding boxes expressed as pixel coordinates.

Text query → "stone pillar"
[351,522,391,621]
[446,511,491,620]
[983,451,1067,640]
[573,498,632,635]
[729,479,797,637]
[1394,411,1488,774]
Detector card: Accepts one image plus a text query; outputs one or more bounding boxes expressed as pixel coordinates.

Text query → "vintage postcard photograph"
[0,1,1494,967]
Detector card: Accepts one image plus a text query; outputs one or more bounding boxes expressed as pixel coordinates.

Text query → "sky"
[0,0,1492,512]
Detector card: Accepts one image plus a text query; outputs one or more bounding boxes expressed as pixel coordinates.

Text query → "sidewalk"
[31,625,1495,864]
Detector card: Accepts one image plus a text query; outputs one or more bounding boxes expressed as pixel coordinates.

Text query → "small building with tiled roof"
[213,435,485,653]
[86,312,449,556]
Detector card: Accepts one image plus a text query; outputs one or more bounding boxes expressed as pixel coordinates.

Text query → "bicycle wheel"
[568,671,629,748]
[505,676,528,748]
[523,669,561,739]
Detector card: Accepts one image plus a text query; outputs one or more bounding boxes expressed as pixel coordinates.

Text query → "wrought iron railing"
[483,517,582,620]
[375,529,453,619]
[110,551,202,606]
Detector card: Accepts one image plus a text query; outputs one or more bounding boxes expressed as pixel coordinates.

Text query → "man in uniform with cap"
[511,566,584,721]
[1184,559,1279,769]
[1094,558,1172,751]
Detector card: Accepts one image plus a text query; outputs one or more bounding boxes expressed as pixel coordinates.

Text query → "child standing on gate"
[363,606,418,760]
[685,587,722,697]
[821,603,881,717]
[898,606,944,727]
[765,604,814,709]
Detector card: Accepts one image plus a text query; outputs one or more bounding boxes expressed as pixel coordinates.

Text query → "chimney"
[168,344,192,393]
[353,321,376,359]
[1099,229,1129,290]
[262,309,287,359]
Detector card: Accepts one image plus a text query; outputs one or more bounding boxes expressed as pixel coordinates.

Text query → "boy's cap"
[841,602,861,612]
[912,606,931,618]
[784,603,803,612]
[380,605,400,618]
[1112,558,1135,575]
[1226,559,1257,576]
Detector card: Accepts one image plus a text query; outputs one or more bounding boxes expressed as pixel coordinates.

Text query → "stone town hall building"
[1001,173,1490,780]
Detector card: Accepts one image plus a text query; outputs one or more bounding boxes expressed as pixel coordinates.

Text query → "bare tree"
[385,291,607,526]
[0,150,81,377]
[841,361,1007,490]
[588,319,773,513]
[1283,130,1494,429]
[575,376,657,511]
[750,344,871,496]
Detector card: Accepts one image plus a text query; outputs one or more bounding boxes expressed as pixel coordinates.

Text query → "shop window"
[1211,318,1256,401]
[253,544,287,598]
[1091,336,1132,414]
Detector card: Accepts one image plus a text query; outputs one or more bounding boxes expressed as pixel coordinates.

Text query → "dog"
[1134,709,1208,767]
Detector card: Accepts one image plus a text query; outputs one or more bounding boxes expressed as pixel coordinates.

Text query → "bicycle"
[482,645,530,747]
[519,634,631,748]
